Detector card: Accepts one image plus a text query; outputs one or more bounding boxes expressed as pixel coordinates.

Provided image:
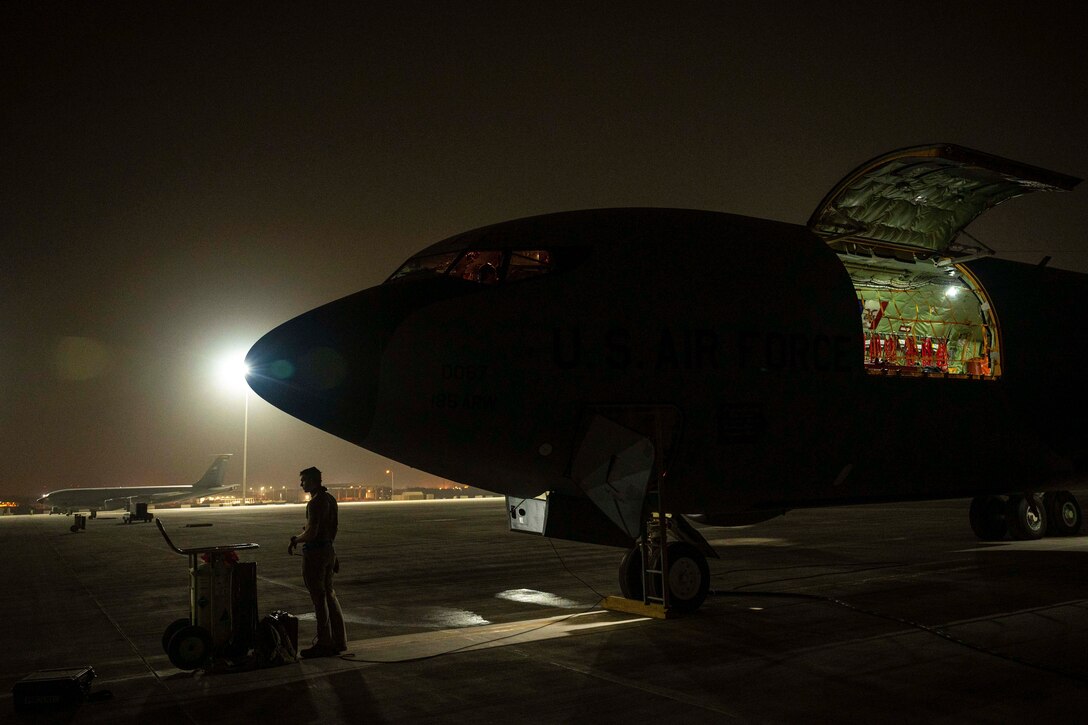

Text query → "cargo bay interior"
[838,253,999,377]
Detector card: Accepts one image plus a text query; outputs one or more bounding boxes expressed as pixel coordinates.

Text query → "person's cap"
[299,466,322,479]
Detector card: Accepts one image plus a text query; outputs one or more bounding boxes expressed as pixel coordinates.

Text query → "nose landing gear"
[614,513,714,616]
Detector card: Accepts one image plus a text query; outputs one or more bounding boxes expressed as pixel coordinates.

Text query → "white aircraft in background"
[38,454,235,516]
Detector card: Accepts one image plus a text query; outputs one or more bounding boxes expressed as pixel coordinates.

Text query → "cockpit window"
[450,250,505,284]
[388,252,460,282]
[386,246,569,286]
[507,250,552,280]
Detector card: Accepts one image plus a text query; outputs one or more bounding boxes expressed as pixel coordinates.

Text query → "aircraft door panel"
[570,414,656,539]
[508,496,547,534]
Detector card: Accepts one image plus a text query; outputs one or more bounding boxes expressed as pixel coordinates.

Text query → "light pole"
[242,387,249,505]
[217,349,251,506]
[386,469,394,500]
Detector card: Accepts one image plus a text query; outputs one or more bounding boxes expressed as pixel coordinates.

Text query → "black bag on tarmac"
[255,612,299,667]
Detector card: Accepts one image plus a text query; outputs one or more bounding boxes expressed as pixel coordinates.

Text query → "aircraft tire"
[1045,491,1082,536]
[1006,494,1047,541]
[618,546,644,600]
[969,496,1007,541]
[649,541,710,614]
[167,625,213,670]
[162,617,191,654]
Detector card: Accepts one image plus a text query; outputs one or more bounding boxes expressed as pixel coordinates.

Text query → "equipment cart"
[123,502,154,524]
[156,519,259,670]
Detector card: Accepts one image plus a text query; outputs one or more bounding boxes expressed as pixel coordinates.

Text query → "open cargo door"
[808,144,1080,256]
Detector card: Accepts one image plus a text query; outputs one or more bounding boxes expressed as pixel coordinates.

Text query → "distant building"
[2,497,38,515]
[394,491,432,501]
[399,486,497,500]
[326,483,389,501]
[323,483,496,502]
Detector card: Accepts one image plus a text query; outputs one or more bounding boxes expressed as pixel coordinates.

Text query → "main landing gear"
[969,491,1082,541]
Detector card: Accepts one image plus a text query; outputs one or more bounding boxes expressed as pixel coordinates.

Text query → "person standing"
[288,466,347,657]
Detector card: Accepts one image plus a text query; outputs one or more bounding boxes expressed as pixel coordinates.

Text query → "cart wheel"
[162,617,191,654]
[167,625,213,670]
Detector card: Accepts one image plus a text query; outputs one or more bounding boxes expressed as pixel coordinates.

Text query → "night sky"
[4,2,1087,500]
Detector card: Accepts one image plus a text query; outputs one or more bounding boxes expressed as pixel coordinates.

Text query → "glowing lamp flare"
[215,350,252,393]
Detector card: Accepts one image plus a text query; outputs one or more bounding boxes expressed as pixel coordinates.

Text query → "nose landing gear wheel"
[166,625,213,670]
[648,541,710,614]
[618,546,644,600]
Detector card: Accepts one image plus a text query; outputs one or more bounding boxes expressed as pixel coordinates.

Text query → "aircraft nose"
[246,288,382,446]
[247,278,478,448]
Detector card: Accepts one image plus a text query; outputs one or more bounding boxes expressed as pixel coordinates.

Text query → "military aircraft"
[39,454,235,516]
[246,144,1084,613]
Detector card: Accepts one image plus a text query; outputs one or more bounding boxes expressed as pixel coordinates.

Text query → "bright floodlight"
[215,349,251,393]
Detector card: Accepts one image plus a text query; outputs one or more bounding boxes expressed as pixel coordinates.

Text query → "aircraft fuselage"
[246,209,1088,517]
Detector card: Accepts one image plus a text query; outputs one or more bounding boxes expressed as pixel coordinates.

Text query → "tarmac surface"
[3,495,1088,724]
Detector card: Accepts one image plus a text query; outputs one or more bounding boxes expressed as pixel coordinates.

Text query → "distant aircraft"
[39,455,235,516]
[246,144,1084,612]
